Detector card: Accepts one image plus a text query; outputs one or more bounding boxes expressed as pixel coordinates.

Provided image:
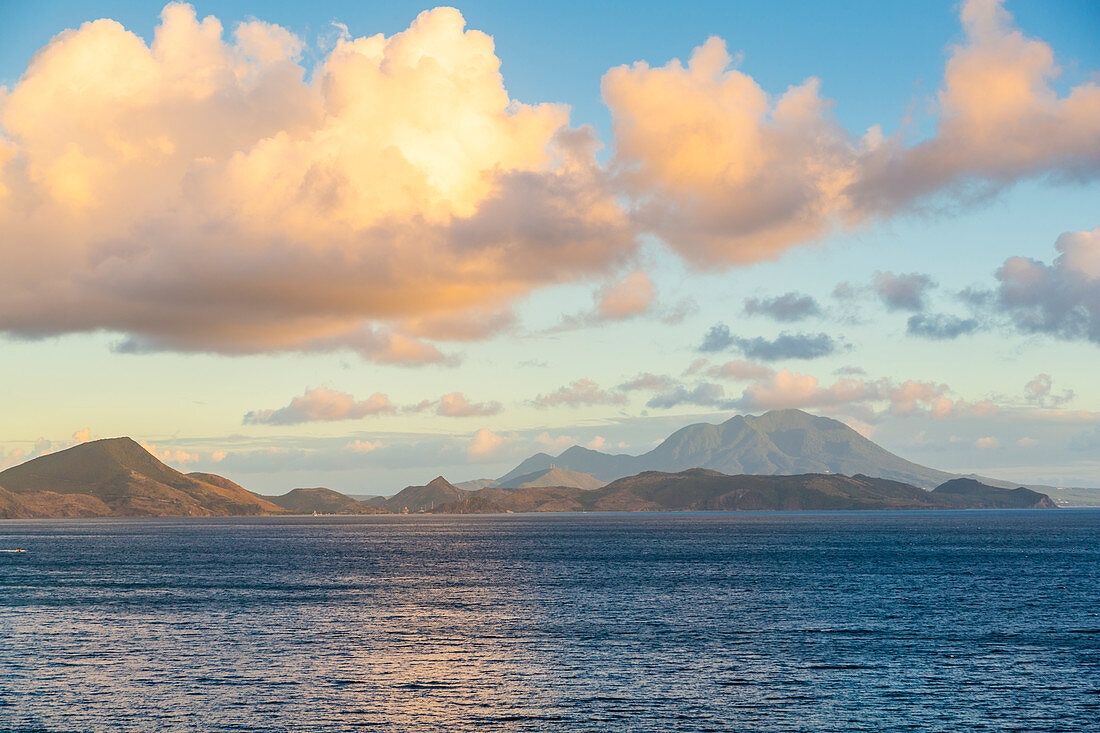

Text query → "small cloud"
[907,313,980,339]
[732,332,838,361]
[1023,374,1075,408]
[1017,437,1038,448]
[468,429,507,460]
[646,383,725,409]
[873,271,935,312]
[660,297,699,324]
[743,292,821,322]
[617,373,676,392]
[683,357,709,376]
[436,392,503,418]
[596,271,656,320]
[699,323,735,352]
[832,282,858,300]
[535,432,576,451]
[974,437,1001,450]
[698,324,838,360]
[244,387,394,425]
[533,379,627,408]
[140,441,202,466]
[706,360,773,381]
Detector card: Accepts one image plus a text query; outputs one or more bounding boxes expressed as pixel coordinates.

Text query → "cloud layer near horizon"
[0,0,1097,361]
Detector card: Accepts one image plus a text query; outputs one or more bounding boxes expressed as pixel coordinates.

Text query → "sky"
[0,0,1098,493]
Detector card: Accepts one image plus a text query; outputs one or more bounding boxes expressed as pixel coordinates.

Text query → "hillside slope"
[267,487,390,514]
[499,409,961,487]
[0,438,282,517]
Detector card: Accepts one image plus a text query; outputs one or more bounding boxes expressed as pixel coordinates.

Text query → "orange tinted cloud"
[853,0,1100,213]
[0,4,633,360]
[603,0,1099,266]
[602,36,860,266]
[596,271,657,320]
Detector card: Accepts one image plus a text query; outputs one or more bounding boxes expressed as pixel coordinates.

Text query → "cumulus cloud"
[602,0,1099,265]
[533,379,628,408]
[906,313,980,339]
[603,36,861,266]
[993,228,1100,343]
[1023,374,1074,408]
[743,292,821,322]
[244,386,394,425]
[851,0,1100,214]
[646,382,726,409]
[4,0,1095,362]
[873,271,935,311]
[0,4,632,361]
[728,369,998,420]
[435,392,503,418]
[974,437,1001,450]
[467,428,507,459]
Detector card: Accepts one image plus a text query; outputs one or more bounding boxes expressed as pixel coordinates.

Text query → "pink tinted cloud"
[533,379,628,408]
[244,386,395,425]
[436,392,504,418]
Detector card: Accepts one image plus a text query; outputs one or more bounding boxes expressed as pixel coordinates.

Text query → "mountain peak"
[0,436,280,517]
[498,408,957,487]
[426,476,456,489]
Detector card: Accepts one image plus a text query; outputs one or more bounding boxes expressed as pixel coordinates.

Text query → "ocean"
[1,510,1098,732]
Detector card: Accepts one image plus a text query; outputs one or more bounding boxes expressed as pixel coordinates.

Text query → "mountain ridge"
[500,409,980,489]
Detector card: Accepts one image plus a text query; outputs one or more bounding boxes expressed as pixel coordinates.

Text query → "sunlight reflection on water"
[1,511,1098,731]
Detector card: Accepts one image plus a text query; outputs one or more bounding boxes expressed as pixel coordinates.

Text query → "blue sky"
[0,0,1098,492]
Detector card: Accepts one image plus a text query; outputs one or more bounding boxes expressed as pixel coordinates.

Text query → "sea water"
[1,510,1098,732]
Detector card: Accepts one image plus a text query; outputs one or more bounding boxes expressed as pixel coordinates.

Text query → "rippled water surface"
[1,511,1098,732]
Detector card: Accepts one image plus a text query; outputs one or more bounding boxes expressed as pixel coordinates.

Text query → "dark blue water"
[1,511,1098,732]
